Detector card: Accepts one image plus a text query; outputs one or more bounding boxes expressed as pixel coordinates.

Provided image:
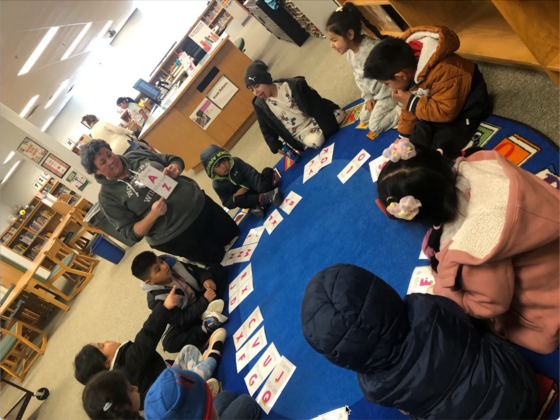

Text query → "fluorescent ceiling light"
[97,20,113,39]
[20,95,39,118]
[3,152,15,165]
[41,116,55,132]
[18,27,59,76]
[45,79,70,109]
[61,22,92,60]
[2,160,22,184]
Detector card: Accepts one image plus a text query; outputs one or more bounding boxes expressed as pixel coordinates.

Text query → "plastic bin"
[91,235,125,265]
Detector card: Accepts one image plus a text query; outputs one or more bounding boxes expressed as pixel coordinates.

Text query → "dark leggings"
[162,264,228,353]
[233,192,261,208]
[154,194,239,266]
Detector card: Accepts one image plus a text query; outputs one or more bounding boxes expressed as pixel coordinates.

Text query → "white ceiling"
[0,0,135,130]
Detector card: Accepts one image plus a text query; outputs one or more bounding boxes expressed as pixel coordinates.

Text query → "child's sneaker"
[250,206,266,219]
[201,300,225,320]
[258,188,283,207]
[207,378,221,398]
[202,328,227,360]
[202,314,228,334]
[334,108,346,124]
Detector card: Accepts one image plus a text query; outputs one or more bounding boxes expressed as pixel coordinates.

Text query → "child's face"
[213,158,230,177]
[92,341,122,367]
[145,257,172,285]
[127,381,141,412]
[327,30,353,54]
[249,84,274,100]
[378,70,413,91]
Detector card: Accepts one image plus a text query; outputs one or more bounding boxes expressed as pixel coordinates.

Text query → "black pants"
[227,168,275,210]
[410,117,483,158]
[155,194,239,266]
[233,192,261,209]
[162,264,228,353]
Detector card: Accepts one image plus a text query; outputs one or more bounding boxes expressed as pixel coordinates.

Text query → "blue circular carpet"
[215,100,560,419]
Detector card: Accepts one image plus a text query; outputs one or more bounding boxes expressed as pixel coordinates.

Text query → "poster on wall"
[190,99,221,130]
[41,154,70,178]
[207,76,238,109]
[17,137,48,164]
[188,21,220,52]
[66,170,89,191]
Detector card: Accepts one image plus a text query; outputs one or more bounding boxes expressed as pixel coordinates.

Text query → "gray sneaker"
[259,188,283,206]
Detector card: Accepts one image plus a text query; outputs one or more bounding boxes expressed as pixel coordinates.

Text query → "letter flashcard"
[233,306,264,351]
[278,191,302,215]
[255,356,296,414]
[138,166,178,198]
[337,149,371,184]
[235,326,267,373]
[244,343,281,396]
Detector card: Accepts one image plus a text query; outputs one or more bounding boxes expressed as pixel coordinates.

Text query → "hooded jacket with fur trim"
[429,150,560,354]
[397,26,491,137]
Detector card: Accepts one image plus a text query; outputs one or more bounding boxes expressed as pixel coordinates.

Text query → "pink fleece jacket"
[430,150,559,354]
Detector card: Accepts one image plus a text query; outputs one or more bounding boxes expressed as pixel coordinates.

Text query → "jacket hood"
[401,26,460,84]
[301,264,410,374]
[200,145,235,180]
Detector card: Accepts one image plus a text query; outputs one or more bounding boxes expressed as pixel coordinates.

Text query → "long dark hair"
[377,147,481,271]
[116,97,136,106]
[326,2,385,41]
[83,370,141,420]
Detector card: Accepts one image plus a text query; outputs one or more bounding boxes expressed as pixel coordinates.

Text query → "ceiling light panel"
[20,95,39,118]
[45,79,70,109]
[41,116,55,132]
[3,152,15,165]
[18,27,59,76]
[2,160,22,184]
[61,22,92,61]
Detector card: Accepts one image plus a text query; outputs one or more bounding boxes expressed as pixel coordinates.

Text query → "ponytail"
[83,371,141,420]
[116,97,136,106]
[327,2,385,41]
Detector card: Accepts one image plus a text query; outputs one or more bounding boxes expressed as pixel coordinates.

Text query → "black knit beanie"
[244,60,273,88]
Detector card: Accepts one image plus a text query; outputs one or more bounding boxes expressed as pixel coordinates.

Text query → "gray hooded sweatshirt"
[96,149,205,246]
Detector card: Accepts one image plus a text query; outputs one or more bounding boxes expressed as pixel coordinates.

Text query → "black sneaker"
[259,188,284,206]
[250,206,266,219]
[202,315,228,334]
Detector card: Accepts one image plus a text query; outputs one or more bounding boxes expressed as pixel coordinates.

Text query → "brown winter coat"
[398,26,478,136]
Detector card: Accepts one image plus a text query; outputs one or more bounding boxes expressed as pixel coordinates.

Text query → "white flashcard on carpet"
[311,407,351,420]
[369,155,389,183]
[222,247,241,266]
[407,266,435,295]
[255,356,297,414]
[243,227,265,246]
[419,249,428,259]
[229,264,253,296]
[228,268,254,314]
[264,210,283,234]
[235,244,258,263]
[279,191,302,215]
[338,149,371,184]
[303,156,321,183]
[224,236,238,252]
[234,306,263,351]
[318,143,335,169]
[244,343,281,396]
[236,326,267,373]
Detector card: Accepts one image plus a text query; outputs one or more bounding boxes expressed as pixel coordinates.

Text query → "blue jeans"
[213,391,261,420]
[172,345,216,380]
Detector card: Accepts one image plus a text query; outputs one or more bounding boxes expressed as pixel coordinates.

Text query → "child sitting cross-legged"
[132,251,229,354]
[74,288,227,410]
[201,145,283,219]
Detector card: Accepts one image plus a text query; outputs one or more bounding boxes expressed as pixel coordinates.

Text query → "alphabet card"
[318,144,335,170]
[255,356,297,414]
[137,166,178,198]
[303,157,321,184]
[236,326,267,372]
[263,210,283,235]
[244,343,281,396]
[228,264,254,313]
[338,149,371,184]
[224,236,238,252]
[407,266,435,295]
[243,227,265,246]
[369,155,389,183]
[221,247,240,266]
[233,306,264,351]
[278,191,302,215]
[235,244,258,263]
[311,407,350,420]
[229,264,252,296]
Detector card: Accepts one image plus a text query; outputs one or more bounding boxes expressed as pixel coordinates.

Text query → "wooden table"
[0,213,77,316]
[139,36,256,172]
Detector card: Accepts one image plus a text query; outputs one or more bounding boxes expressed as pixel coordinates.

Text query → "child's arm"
[406,66,473,123]
[212,180,236,209]
[298,81,339,138]
[255,106,283,154]
[170,295,211,327]
[234,159,264,192]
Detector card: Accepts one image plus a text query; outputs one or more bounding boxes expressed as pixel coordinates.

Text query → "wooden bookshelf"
[0,176,83,262]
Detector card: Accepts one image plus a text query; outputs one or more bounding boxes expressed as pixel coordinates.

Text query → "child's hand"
[234,188,248,197]
[365,99,376,113]
[163,163,182,179]
[203,280,216,291]
[204,289,217,302]
[151,197,167,216]
[391,89,412,105]
[163,286,181,310]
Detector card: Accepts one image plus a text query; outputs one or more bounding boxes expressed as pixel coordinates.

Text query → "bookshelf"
[1,176,82,262]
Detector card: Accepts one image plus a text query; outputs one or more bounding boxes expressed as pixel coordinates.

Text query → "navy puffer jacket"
[301,264,539,419]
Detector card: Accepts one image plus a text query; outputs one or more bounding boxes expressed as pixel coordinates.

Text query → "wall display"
[41,154,70,178]
[17,137,48,164]
[32,181,42,190]
[36,176,47,185]
[65,170,89,192]
[190,99,221,130]
[64,138,76,149]
[189,21,220,52]
[207,76,238,109]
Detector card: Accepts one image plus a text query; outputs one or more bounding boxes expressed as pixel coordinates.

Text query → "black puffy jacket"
[252,77,340,154]
[301,264,539,419]
[200,145,274,209]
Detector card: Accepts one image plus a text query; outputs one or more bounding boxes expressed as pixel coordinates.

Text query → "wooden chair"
[64,209,104,255]
[30,239,99,302]
[0,313,47,381]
